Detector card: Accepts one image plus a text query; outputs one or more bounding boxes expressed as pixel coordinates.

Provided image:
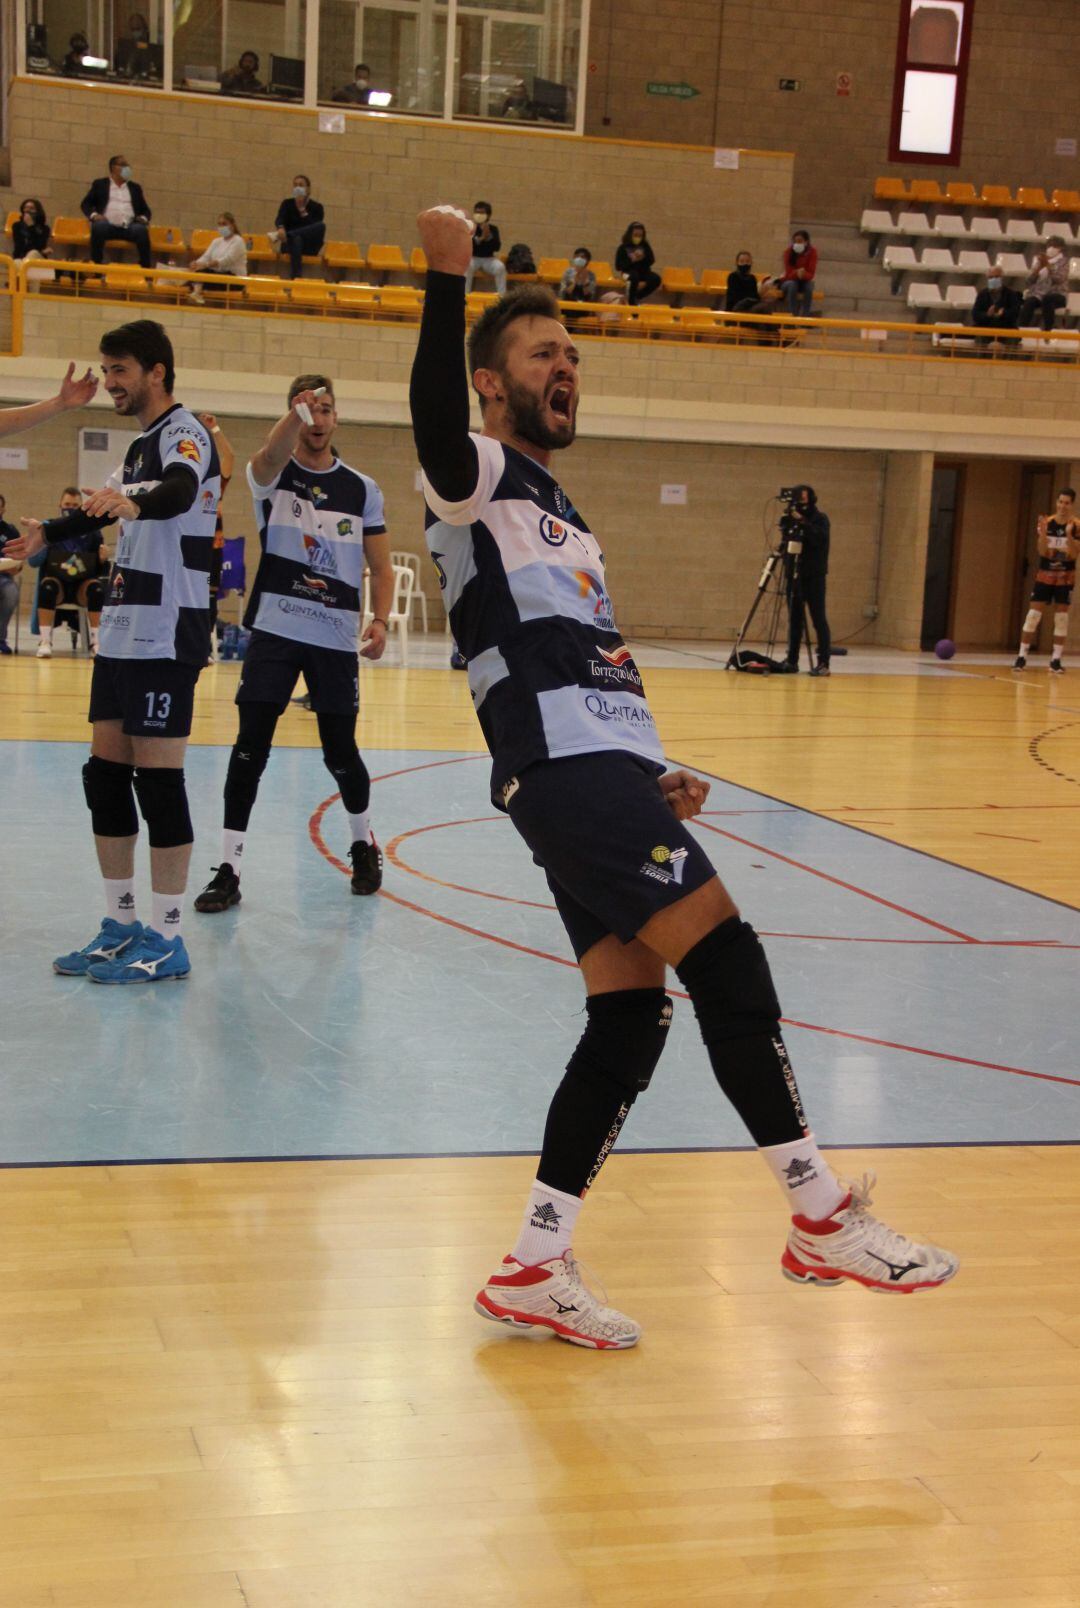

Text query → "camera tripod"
[726,542,815,673]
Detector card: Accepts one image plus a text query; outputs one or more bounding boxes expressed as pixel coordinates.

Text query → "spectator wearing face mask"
[558,248,623,307]
[780,229,817,317]
[333,63,375,104]
[81,155,152,268]
[30,487,110,658]
[62,33,89,75]
[615,221,661,306]
[465,203,507,295]
[972,265,1021,344]
[270,176,325,279]
[725,251,757,311]
[188,213,248,304]
[1019,239,1069,331]
[12,199,52,262]
[221,51,264,95]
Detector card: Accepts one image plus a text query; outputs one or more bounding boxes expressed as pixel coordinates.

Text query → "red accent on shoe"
[488,1261,556,1289]
[782,1245,943,1293]
[474,1288,622,1347]
[791,1193,852,1234]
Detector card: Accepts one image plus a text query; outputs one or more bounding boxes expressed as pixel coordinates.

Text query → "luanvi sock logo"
[782,1156,819,1190]
[163,907,181,926]
[117,892,135,910]
[530,1201,562,1232]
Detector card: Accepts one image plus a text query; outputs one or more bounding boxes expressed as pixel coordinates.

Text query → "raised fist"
[417,205,474,277]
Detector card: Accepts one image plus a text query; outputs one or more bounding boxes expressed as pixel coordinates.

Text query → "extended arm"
[409,207,478,502]
[249,390,321,486]
[0,364,98,440]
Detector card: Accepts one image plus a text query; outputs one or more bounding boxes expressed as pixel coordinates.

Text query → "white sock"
[152,891,184,941]
[222,829,245,872]
[761,1134,845,1221]
[41,625,53,645]
[104,877,137,925]
[347,808,372,845]
[511,1180,582,1265]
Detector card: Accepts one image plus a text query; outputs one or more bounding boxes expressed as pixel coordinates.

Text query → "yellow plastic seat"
[188,229,217,258]
[104,267,148,294]
[244,276,288,305]
[700,268,729,293]
[410,246,428,275]
[378,286,422,317]
[945,181,977,205]
[151,271,187,298]
[1016,187,1049,211]
[5,210,19,236]
[243,233,278,267]
[150,225,185,255]
[979,184,1013,209]
[873,178,910,203]
[290,281,333,308]
[635,306,679,333]
[590,259,621,290]
[335,282,378,311]
[323,241,364,272]
[660,266,697,294]
[366,244,408,275]
[537,257,569,283]
[1051,190,1080,214]
[680,308,720,333]
[909,179,943,205]
[466,292,498,315]
[52,216,91,251]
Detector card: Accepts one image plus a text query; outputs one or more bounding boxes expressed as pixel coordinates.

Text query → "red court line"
[385,818,555,910]
[307,772,1073,1089]
[694,819,977,943]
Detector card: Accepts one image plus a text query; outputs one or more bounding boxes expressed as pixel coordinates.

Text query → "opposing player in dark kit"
[1014,487,1078,674]
[5,320,218,983]
[409,205,959,1349]
[194,375,393,912]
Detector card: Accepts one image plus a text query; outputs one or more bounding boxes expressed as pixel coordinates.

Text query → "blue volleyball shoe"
[87,927,191,985]
[53,918,144,976]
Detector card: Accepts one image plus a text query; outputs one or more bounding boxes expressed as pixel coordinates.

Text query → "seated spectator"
[780,229,817,317]
[269,176,325,279]
[730,279,792,343]
[115,13,154,75]
[30,488,110,658]
[220,50,264,96]
[500,78,532,119]
[81,155,151,268]
[188,213,248,302]
[61,33,89,75]
[724,250,757,311]
[0,495,20,656]
[1019,240,1069,331]
[465,202,507,295]
[505,241,537,275]
[558,248,623,306]
[12,199,52,261]
[333,63,374,104]
[615,222,661,306]
[971,266,1021,344]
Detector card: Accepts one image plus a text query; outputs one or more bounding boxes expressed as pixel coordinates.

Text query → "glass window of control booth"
[27,0,165,85]
[318,0,448,117]
[454,0,580,127]
[173,0,307,101]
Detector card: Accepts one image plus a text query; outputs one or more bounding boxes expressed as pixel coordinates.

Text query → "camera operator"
[782,484,831,676]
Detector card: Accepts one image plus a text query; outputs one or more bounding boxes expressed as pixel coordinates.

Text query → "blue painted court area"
[4,740,1079,1165]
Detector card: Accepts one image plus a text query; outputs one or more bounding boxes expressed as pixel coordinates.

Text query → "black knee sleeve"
[223,740,271,832]
[82,755,138,838]
[132,767,193,848]
[538,988,672,1196]
[38,576,62,608]
[85,579,106,612]
[317,713,369,814]
[676,917,806,1146]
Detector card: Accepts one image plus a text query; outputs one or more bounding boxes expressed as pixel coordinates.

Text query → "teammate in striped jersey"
[409,205,959,1349]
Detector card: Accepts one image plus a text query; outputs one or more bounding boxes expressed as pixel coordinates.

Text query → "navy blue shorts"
[88,655,200,738]
[504,751,716,960]
[1031,581,1072,607]
[237,630,359,715]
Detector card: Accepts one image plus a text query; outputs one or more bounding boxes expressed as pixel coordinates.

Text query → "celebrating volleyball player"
[409,204,958,1350]
[5,320,218,983]
[194,375,392,913]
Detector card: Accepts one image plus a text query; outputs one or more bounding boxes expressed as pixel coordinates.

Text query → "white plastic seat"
[945,284,977,309]
[896,211,932,237]
[956,250,991,275]
[1066,292,1080,317]
[1069,257,1080,283]
[389,550,429,634]
[995,253,1030,278]
[907,282,944,314]
[363,564,416,665]
[859,208,897,238]
[918,247,956,273]
[932,215,969,241]
[968,216,1005,243]
[882,245,917,273]
[1005,218,1040,243]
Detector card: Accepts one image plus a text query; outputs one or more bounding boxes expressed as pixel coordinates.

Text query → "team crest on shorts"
[639,845,688,887]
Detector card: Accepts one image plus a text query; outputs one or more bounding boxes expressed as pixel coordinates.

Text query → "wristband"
[210,426,221,435]
[371,616,388,628]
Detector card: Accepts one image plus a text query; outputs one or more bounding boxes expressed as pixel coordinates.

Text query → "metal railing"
[13,259,1080,369]
[0,255,21,356]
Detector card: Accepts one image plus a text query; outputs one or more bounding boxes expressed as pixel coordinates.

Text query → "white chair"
[957,250,991,276]
[918,247,956,274]
[389,549,429,633]
[896,210,932,237]
[932,215,969,242]
[1005,218,1040,245]
[945,283,977,310]
[1069,257,1080,283]
[907,282,944,318]
[361,564,415,665]
[1066,292,1080,322]
[859,209,898,251]
[995,252,1030,279]
[882,245,917,274]
[968,216,1005,244]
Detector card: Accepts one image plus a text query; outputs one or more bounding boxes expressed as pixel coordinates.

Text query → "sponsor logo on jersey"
[500,776,520,806]
[175,438,201,464]
[302,532,338,575]
[111,570,126,600]
[584,692,655,729]
[107,614,131,628]
[573,571,616,630]
[202,488,216,514]
[336,517,353,537]
[539,514,568,547]
[310,484,328,506]
[430,551,447,590]
[598,641,633,668]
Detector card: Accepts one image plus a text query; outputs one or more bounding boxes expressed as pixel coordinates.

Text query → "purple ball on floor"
[935,639,956,660]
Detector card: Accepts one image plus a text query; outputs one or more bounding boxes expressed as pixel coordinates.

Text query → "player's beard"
[503,376,576,451]
[109,380,150,417]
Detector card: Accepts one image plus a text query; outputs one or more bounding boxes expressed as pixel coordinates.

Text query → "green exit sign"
[646,80,700,100]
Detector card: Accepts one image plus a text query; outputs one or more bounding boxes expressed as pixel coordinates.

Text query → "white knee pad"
[1024,608,1042,635]
[1054,614,1069,641]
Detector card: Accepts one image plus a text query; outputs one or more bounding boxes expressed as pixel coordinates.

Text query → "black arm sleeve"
[409,270,478,504]
[129,463,200,521]
[41,508,115,547]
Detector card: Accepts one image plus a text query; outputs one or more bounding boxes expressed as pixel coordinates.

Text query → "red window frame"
[888,1,975,166]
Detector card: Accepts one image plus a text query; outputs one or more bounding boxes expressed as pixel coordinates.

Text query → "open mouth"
[548,385,573,422]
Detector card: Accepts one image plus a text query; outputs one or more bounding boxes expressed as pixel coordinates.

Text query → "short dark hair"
[1048,236,1066,249]
[240,49,259,67]
[572,246,592,263]
[287,373,333,405]
[1058,487,1076,501]
[792,229,811,244]
[468,286,562,405]
[293,174,312,188]
[100,319,175,393]
[355,62,370,73]
[474,201,492,216]
[61,486,82,500]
